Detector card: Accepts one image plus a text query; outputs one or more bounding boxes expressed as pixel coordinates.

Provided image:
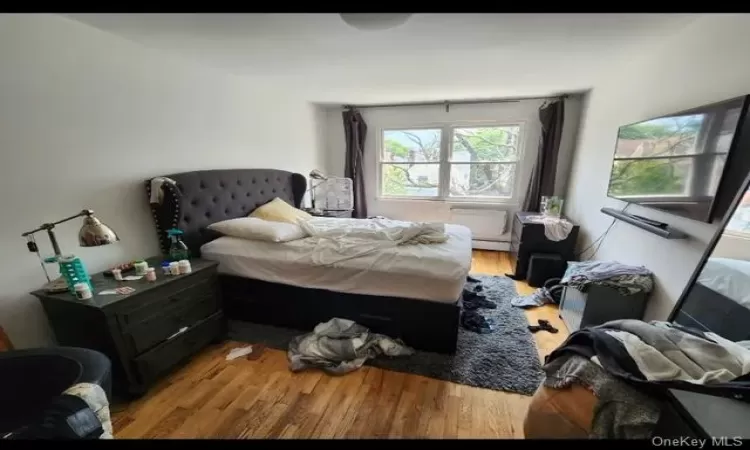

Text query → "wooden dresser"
[509,212,580,281]
[32,257,225,398]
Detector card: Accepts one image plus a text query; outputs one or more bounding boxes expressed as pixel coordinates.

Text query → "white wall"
[324,97,583,240]
[0,14,327,348]
[565,14,750,321]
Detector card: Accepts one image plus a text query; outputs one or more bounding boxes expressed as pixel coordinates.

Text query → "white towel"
[149,177,177,205]
[527,215,574,242]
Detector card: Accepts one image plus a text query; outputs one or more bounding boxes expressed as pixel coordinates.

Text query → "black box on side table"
[31,257,225,398]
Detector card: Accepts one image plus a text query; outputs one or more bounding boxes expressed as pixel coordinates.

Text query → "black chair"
[0,347,111,437]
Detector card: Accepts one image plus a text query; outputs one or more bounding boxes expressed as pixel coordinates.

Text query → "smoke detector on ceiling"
[339,14,412,31]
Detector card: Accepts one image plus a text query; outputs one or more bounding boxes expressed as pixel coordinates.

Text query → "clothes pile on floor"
[543,319,750,438]
[287,317,413,375]
[511,277,564,308]
[561,260,654,295]
[460,275,498,334]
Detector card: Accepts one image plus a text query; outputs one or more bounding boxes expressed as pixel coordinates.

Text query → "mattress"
[697,257,750,309]
[200,223,472,303]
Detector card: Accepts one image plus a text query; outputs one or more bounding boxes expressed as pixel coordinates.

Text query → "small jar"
[74,282,92,300]
[178,259,192,274]
[112,268,123,281]
[134,260,148,276]
[169,261,180,276]
[161,261,171,275]
[145,267,157,282]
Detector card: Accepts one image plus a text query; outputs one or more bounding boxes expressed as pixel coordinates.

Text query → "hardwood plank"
[443,395,460,438]
[143,407,192,439]
[112,250,569,439]
[309,369,368,438]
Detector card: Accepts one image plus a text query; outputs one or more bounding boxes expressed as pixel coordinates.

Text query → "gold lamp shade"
[78,214,119,247]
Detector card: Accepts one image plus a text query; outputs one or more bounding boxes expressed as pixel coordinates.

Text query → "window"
[379,124,523,201]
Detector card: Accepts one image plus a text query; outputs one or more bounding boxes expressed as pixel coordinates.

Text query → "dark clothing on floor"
[460,281,497,333]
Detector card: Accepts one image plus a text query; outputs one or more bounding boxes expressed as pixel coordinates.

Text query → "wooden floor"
[111,250,568,439]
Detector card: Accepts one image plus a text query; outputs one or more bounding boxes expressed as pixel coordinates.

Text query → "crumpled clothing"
[512,284,562,308]
[543,353,662,439]
[526,215,575,241]
[287,318,414,375]
[561,261,654,295]
[149,176,177,205]
[62,383,113,439]
[547,319,750,405]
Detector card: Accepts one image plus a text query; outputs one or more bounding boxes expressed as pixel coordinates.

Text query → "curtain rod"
[344,94,568,110]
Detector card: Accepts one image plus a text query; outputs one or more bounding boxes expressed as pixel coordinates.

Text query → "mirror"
[671,177,750,342]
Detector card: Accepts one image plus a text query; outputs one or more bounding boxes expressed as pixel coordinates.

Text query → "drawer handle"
[166,326,188,341]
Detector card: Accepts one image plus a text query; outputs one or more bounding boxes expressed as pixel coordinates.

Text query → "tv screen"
[606,96,748,222]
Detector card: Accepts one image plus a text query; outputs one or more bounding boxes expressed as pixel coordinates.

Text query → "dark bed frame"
[145,169,460,354]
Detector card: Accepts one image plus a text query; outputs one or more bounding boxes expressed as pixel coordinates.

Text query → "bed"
[145,169,469,353]
[675,256,750,342]
[696,257,750,309]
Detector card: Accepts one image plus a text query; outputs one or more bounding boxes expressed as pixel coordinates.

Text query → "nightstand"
[305,209,353,218]
[32,257,225,398]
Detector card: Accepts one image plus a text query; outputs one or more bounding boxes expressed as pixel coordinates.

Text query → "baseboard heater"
[600,207,688,239]
[471,240,511,251]
[450,207,509,249]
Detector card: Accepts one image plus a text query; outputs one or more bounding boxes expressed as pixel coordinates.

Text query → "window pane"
[608,157,691,197]
[449,163,516,198]
[452,126,520,162]
[383,129,441,163]
[382,163,439,197]
[615,114,705,157]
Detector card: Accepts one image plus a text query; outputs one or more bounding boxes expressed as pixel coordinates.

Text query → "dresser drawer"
[116,271,216,330]
[134,311,225,386]
[126,290,220,354]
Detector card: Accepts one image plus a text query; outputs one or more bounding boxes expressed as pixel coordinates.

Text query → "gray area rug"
[228,274,544,396]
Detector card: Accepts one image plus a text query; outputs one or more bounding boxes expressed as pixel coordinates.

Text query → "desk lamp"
[22,209,119,293]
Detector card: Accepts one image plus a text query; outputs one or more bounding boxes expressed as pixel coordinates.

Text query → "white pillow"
[207,217,307,243]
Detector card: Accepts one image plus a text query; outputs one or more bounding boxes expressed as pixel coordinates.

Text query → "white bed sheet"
[200,223,472,303]
[697,257,750,309]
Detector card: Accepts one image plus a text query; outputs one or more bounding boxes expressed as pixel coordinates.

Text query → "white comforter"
[298,217,448,265]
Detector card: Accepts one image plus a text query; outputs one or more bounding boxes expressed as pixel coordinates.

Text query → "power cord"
[577,203,630,261]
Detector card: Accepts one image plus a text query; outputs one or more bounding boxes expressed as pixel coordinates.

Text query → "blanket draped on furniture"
[546,319,750,402]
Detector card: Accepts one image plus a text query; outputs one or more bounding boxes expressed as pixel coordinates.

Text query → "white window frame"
[376,121,527,204]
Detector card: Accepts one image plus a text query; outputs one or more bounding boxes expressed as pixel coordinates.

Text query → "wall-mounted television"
[606,95,750,223]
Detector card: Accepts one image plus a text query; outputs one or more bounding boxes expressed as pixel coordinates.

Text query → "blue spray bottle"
[167,229,190,261]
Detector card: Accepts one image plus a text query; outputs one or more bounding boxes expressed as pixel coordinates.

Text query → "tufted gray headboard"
[145,169,307,257]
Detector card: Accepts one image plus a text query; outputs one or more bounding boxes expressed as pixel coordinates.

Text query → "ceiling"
[66,13,699,104]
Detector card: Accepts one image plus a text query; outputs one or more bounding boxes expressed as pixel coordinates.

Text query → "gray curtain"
[523,99,565,212]
[343,108,368,218]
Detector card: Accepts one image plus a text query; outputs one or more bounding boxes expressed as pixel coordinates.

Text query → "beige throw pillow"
[207,217,307,243]
[249,197,312,224]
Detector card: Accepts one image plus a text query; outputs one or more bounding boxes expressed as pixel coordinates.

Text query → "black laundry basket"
[527,253,567,288]
[559,284,649,332]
